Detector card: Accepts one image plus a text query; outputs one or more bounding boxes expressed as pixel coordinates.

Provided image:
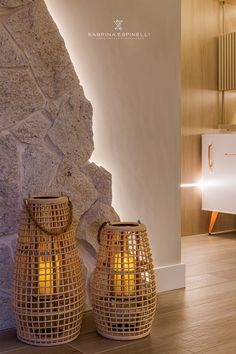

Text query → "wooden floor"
[1,233,236,354]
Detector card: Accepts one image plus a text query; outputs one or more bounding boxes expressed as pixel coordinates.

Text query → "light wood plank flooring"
[1,233,236,354]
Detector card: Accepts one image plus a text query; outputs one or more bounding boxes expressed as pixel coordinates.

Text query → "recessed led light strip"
[180,183,202,188]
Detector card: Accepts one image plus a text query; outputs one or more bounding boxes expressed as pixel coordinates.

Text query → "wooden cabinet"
[202,133,236,214]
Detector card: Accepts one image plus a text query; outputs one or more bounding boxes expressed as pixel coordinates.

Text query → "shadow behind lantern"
[13,196,84,346]
[91,221,157,340]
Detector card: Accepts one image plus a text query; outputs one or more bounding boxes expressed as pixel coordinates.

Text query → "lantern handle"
[23,198,73,236]
[97,221,110,243]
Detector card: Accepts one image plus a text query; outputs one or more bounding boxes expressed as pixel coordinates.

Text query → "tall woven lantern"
[91,221,157,340]
[13,196,85,346]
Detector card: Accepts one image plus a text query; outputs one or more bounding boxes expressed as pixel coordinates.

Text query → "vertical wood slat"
[219,35,223,90]
[219,32,236,91]
[229,33,231,89]
[225,34,230,90]
[232,32,236,87]
[223,34,226,89]
[224,33,226,89]
[230,33,232,89]
[221,34,224,90]
[230,33,235,87]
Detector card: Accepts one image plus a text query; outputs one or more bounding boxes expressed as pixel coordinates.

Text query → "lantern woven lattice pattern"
[13,196,84,346]
[91,222,157,340]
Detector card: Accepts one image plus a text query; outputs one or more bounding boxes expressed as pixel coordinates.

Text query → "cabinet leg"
[209,211,219,235]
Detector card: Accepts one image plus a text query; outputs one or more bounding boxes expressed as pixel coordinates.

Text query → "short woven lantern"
[91,221,157,340]
[13,196,85,346]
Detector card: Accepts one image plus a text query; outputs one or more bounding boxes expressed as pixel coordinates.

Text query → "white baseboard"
[155,263,185,292]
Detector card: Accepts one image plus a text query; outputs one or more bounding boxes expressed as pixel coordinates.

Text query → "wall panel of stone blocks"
[0,0,118,330]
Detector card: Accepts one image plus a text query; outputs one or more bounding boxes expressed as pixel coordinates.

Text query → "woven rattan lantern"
[13,196,84,346]
[91,221,157,340]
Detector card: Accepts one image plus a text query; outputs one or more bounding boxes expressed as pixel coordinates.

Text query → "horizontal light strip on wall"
[180,183,201,188]
[181,179,221,189]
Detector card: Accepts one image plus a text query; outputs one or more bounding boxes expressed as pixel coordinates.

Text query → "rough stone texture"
[22,144,61,195]
[78,239,96,310]
[0,69,45,130]
[0,24,28,67]
[82,163,112,204]
[0,0,32,7]
[48,159,99,220]
[5,0,80,98]
[44,100,60,119]
[0,0,119,330]
[0,134,21,236]
[11,235,17,258]
[0,235,18,329]
[0,295,14,329]
[0,243,13,291]
[11,112,51,145]
[77,201,119,253]
[48,88,94,166]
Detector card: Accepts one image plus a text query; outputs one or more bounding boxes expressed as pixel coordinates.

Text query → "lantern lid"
[103,221,146,232]
[24,195,69,205]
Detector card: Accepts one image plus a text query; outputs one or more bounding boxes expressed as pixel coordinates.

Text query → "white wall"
[45,0,185,290]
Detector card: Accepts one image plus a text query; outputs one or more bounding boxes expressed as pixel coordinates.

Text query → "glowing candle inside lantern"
[113,236,135,296]
[38,256,60,295]
[38,241,60,296]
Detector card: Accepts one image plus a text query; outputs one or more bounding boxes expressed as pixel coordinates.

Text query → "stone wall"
[0,0,118,330]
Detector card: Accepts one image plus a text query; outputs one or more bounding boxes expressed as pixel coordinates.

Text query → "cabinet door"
[202,134,236,214]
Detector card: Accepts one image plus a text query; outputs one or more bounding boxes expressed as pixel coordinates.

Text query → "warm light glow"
[112,236,135,297]
[180,182,202,188]
[180,179,221,189]
[38,241,60,295]
[113,252,135,296]
[39,255,60,295]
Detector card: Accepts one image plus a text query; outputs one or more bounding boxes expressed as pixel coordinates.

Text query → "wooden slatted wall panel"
[181,0,236,236]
